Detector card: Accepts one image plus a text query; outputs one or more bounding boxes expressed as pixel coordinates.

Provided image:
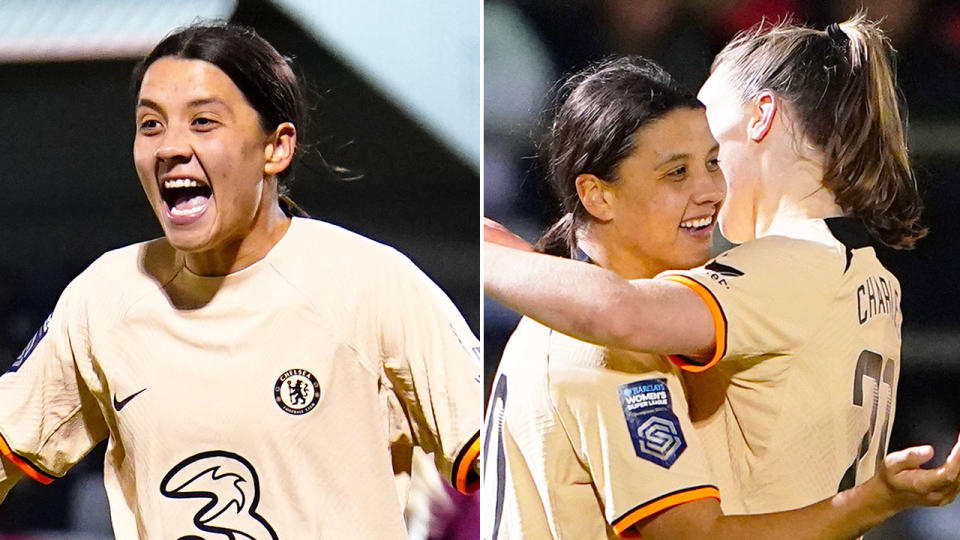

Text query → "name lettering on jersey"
[856,275,901,328]
[160,450,278,539]
[274,369,321,415]
[617,378,687,468]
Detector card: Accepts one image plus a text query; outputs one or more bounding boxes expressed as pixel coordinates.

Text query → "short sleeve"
[0,284,108,484]
[657,236,843,372]
[550,356,718,537]
[377,254,482,494]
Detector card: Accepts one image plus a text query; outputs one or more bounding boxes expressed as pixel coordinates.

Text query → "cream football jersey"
[658,217,900,514]
[483,317,718,539]
[0,217,481,539]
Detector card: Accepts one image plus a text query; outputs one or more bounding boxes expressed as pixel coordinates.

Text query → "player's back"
[668,218,901,513]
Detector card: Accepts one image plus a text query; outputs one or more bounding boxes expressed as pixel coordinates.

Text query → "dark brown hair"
[132,22,309,217]
[713,13,925,248]
[536,56,701,256]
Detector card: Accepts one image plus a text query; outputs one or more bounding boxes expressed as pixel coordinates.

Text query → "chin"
[160,225,215,254]
[717,212,751,245]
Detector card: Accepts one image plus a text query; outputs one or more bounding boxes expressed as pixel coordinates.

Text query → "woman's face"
[697,66,758,244]
[134,57,274,255]
[603,107,725,274]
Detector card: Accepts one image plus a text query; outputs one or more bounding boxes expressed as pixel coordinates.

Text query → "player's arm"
[0,454,26,504]
[636,437,960,540]
[378,251,482,494]
[483,217,534,252]
[485,242,715,358]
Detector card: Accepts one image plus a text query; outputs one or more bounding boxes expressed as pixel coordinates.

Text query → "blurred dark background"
[485,1,960,538]
[0,0,479,537]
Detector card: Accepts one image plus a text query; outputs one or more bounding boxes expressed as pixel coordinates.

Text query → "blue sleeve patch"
[9,313,53,373]
[618,378,687,468]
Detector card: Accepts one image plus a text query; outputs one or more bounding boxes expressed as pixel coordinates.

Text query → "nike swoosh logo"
[113,388,147,411]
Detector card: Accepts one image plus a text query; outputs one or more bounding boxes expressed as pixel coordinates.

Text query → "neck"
[577,228,662,280]
[183,200,291,277]
[755,151,844,238]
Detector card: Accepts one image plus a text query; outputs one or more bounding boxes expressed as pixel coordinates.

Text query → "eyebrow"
[653,143,720,170]
[136,97,228,111]
[653,153,690,170]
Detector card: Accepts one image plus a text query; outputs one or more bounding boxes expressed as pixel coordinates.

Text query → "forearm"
[640,480,896,540]
[484,242,651,350]
[708,480,895,540]
[484,243,715,355]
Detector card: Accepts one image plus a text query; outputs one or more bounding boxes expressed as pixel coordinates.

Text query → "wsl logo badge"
[273,369,320,415]
[618,378,687,468]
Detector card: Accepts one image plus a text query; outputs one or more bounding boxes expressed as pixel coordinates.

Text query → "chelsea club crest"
[274,369,321,415]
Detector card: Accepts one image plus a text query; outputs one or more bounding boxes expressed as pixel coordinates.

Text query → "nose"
[153,128,193,163]
[692,167,726,207]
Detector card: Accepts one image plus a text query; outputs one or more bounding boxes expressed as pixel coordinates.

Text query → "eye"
[192,116,220,131]
[706,158,721,172]
[666,165,687,180]
[138,119,162,135]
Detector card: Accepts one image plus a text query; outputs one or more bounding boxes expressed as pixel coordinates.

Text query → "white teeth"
[163,178,201,189]
[680,215,713,229]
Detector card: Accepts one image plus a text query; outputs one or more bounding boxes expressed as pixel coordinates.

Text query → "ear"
[263,122,297,176]
[749,91,777,142]
[575,173,615,221]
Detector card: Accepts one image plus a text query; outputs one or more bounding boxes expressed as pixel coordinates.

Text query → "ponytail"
[279,194,310,218]
[534,213,576,257]
[824,15,925,248]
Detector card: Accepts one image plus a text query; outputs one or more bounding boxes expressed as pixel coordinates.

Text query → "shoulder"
[277,217,421,280]
[52,237,177,330]
[710,223,848,284]
[67,237,176,300]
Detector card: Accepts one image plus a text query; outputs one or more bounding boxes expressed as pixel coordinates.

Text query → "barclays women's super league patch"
[618,378,686,468]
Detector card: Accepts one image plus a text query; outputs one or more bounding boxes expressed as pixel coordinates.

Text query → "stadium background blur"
[0,0,479,538]
[485,0,960,538]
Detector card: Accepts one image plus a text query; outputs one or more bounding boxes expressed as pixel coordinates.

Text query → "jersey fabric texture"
[0,217,481,539]
[657,217,900,514]
[483,317,718,539]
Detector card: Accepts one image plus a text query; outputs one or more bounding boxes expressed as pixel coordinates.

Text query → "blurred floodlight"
[273,0,482,170]
[0,0,237,62]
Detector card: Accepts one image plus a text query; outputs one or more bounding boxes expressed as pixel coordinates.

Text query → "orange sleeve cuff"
[452,431,480,494]
[612,485,720,537]
[658,275,727,373]
[0,431,54,485]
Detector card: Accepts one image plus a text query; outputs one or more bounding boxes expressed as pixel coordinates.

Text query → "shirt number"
[838,350,896,491]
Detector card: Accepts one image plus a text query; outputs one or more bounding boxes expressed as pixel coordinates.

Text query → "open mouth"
[160,178,212,221]
[679,213,715,233]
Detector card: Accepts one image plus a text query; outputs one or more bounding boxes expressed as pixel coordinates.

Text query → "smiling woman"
[132,25,301,275]
[0,23,481,539]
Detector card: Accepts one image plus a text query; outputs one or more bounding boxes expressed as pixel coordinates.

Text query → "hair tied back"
[826,23,849,46]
